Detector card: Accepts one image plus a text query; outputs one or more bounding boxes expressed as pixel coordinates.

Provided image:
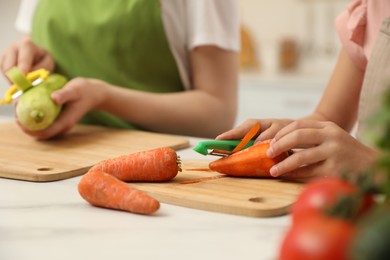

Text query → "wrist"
[93,79,110,109]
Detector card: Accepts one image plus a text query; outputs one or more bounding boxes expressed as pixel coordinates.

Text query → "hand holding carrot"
[216,118,293,143]
[266,119,379,178]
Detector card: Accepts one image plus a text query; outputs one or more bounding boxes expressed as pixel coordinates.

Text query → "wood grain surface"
[132,161,303,218]
[0,123,189,182]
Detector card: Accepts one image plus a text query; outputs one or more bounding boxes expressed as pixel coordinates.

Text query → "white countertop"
[0,116,291,260]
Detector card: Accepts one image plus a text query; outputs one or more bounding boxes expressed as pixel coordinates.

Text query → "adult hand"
[216,118,293,142]
[17,77,107,140]
[266,119,379,178]
[1,37,55,75]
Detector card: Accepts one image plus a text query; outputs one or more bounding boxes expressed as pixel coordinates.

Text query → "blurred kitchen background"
[0,0,350,125]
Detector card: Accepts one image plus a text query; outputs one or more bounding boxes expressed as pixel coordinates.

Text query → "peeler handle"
[193,140,255,155]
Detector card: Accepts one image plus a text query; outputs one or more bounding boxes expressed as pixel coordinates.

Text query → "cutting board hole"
[37,167,53,171]
[248,197,264,203]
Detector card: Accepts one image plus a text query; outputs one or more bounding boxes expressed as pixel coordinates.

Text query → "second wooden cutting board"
[132,161,304,218]
[0,123,189,182]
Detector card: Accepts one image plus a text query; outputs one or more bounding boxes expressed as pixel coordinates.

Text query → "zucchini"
[16,74,68,131]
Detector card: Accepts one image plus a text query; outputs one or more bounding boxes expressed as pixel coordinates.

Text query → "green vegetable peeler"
[193,139,255,156]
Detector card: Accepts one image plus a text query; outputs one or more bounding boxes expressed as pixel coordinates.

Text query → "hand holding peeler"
[0,68,49,105]
[193,122,260,157]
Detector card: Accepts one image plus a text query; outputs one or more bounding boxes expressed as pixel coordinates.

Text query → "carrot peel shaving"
[231,122,260,153]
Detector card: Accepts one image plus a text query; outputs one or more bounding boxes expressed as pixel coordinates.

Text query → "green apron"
[32,0,184,129]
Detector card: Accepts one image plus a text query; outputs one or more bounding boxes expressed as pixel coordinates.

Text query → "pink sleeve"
[335,1,368,71]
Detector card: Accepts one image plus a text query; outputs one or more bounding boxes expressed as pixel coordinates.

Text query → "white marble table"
[0,116,291,260]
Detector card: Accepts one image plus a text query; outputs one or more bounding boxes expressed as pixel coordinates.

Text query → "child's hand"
[17,77,107,140]
[266,119,379,178]
[215,118,293,142]
[0,37,55,75]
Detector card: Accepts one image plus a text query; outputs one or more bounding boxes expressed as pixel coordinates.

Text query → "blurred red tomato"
[279,215,356,260]
[291,177,375,223]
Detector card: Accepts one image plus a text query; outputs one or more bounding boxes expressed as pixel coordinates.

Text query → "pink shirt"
[336,0,390,70]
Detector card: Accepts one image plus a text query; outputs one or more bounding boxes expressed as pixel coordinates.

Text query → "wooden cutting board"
[132,161,304,218]
[0,122,189,182]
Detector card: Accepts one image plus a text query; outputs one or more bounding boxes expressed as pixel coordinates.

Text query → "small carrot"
[209,139,289,177]
[78,170,160,215]
[89,147,181,182]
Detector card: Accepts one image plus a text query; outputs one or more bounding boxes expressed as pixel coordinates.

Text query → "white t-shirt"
[15,0,240,89]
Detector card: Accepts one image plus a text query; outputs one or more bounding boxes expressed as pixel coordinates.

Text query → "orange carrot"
[78,170,160,215]
[231,122,260,153]
[209,139,289,177]
[89,147,181,182]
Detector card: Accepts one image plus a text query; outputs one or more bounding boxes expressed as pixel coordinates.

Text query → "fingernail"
[270,138,276,145]
[270,165,279,177]
[266,146,274,158]
[51,93,62,103]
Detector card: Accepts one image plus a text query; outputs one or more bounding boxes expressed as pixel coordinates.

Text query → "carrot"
[78,147,181,214]
[78,170,160,215]
[89,147,181,182]
[231,122,260,153]
[209,139,289,177]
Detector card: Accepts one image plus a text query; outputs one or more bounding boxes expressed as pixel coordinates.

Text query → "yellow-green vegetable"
[16,74,68,131]
[5,67,33,92]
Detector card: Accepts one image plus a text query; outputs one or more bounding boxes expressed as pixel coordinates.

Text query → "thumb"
[51,86,77,105]
[51,89,65,105]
